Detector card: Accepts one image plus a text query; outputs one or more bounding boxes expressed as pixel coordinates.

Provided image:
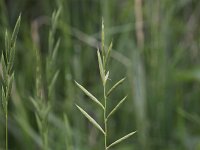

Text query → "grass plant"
[75,20,136,150]
[30,8,61,150]
[1,15,21,150]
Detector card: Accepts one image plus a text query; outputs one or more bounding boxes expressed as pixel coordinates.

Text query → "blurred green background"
[1,0,200,149]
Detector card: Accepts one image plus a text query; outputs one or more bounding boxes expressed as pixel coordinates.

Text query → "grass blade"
[1,87,6,114]
[48,70,59,95]
[8,46,15,73]
[107,78,126,96]
[107,131,136,149]
[11,14,21,46]
[97,50,105,85]
[107,96,127,119]
[1,54,7,82]
[101,19,105,56]
[5,30,10,57]
[52,39,60,61]
[7,73,14,95]
[75,81,104,109]
[105,41,112,64]
[76,105,105,134]
[63,114,73,150]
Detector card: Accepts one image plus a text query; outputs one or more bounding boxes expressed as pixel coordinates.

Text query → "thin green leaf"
[107,96,127,119]
[11,14,21,46]
[43,103,51,119]
[107,131,136,149]
[1,54,7,82]
[48,32,54,53]
[5,30,10,58]
[63,114,73,150]
[64,114,72,136]
[76,105,105,134]
[1,87,7,114]
[101,18,105,56]
[51,8,61,32]
[8,46,16,73]
[30,97,40,113]
[52,39,60,61]
[7,73,14,96]
[35,114,42,132]
[105,41,112,65]
[48,70,59,95]
[49,8,61,52]
[107,77,126,96]
[54,7,61,25]
[97,50,105,85]
[75,81,104,109]
[30,98,37,108]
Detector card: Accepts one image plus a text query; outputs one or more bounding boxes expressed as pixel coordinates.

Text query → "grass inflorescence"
[30,7,61,150]
[75,20,136,150]
[1,15,21,150]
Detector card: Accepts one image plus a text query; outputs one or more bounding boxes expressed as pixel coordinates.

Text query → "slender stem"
[6,111,8,150]
[103,85,107,150]
[44,132,48,150]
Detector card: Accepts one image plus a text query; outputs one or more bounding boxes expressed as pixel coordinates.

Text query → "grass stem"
[6,112,8,150]
[104,85,107,150]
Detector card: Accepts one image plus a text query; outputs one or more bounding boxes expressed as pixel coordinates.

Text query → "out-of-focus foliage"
[0,0,200,150]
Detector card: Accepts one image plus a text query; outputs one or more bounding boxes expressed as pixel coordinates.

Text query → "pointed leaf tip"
[11,14,21,46]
